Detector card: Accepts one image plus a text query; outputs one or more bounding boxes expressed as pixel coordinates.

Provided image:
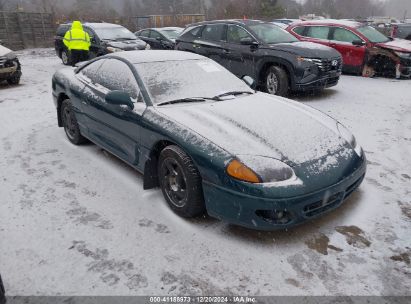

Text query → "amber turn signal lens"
[226,159,261,183]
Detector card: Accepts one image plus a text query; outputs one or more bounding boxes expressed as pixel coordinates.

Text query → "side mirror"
[105,90,134,110]
[240,37,258,46]
[352,40,365,46]
[242,76,255,87]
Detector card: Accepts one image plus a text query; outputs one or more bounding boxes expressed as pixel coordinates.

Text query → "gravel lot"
[0,49,410,296]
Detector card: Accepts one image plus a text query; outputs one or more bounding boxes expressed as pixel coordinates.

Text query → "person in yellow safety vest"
[63,21,91,66]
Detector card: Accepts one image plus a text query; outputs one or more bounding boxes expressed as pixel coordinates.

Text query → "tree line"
[0,0,393,22]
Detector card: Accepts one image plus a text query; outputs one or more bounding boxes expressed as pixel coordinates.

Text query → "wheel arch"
[143,139,178,190]
[257,58,295,89]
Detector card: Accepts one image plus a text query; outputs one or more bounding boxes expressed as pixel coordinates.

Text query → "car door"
[194,24,227,64]
[79,58,145,165]
[149,30,167,49]
[329,27,367,68]
[83,27,100,58]
[222,24,258,78]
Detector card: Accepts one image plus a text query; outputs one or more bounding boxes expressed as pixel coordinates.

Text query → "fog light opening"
[256,210,292,225]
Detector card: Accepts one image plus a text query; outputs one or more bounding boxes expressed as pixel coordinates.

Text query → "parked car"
[390,23,411,40]
[52,50,366,230]
[135,27,184,49]
[272,19,300,25]
[55,22,149,65]
[0,43,21,85]
[175,19,342,96]
[288,20,411,78]
[0,274,5,304]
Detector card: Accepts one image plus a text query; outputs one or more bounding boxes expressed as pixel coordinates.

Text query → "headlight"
[394,51,411,59]
[106,46,122,53]
[297,56,314,63]
[226,156,295,184]
[337,123,363,157]
[145,43,151,50]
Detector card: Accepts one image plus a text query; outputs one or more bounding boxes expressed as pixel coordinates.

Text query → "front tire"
[7,73,20,85]
[264,66,289,97]
[61,99,87,145]
[61,49,71,65]
[158,145,205,218]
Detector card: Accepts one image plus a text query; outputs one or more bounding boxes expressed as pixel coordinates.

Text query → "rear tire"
[158,145,205,218]
[264,65,289,97]
[61,99,87,145]
[61,49,71,66]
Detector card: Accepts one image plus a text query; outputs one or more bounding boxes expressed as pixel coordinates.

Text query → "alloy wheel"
[62,51,69,65]
[62,105,76,140]
[266,71,279,95]
[160,157,188,208]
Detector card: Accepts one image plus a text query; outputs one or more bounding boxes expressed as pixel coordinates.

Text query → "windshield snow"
[94,26,137,40]
[159,29,182,40]
[135,59,253,105]
[357,26,390,43]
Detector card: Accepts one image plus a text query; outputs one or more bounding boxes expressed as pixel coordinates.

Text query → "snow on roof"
[157,27,184,31]
[85,22,123,29]
[296,19,364,28]
[113,50,205,64]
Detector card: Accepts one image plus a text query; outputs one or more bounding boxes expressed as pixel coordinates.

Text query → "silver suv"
[0,43,21,85]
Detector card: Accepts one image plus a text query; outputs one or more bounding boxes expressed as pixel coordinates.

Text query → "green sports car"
[52,50,366,230]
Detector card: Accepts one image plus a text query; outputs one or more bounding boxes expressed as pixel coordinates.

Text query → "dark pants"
[70,50,89,66]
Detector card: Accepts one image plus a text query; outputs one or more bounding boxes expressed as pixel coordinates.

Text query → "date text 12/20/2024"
[149,296,257,303]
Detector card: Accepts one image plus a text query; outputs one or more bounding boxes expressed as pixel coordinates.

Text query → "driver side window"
[227,25,252,44]
[95,59,140,100]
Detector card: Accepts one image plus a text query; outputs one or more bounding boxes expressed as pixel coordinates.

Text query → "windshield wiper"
[211,91,254,100]
[157,97,209,106]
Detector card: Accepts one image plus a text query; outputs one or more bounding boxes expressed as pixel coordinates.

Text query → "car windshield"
[94,26,137,40]
[135,59,253,105]
[249,23,299,44]
[159,29,182,40]
[357,26,390,43]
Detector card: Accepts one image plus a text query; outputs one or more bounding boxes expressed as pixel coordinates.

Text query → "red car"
[288,20,411,78]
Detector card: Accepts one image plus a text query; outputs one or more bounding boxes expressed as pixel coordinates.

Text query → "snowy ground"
[0,49,410,296]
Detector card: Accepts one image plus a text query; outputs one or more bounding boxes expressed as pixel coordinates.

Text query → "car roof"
[138,27,183,32]
[291,19,365,28]
[59,22,123,29]
[113,50,205,64]
[188,19,267,27]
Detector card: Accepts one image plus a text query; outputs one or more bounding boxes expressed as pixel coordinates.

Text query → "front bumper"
[0,60,21,80]
[203,158,366,230]
[295,72,341,91]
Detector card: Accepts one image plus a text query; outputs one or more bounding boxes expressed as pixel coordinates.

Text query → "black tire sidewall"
[158,146,205,218]
[265,66,289,97]
[61,99,85,145]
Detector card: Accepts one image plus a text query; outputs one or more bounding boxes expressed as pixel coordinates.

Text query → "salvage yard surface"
[0,49,410,296]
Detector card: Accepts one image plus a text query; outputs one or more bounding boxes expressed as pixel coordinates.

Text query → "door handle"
[193,44,201,49]
[222,49,231,54]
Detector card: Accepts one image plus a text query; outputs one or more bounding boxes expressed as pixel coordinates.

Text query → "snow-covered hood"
[104,39,147,50]
[266,41,340,58]
[377,38,411,53]
[0,44,12,57]
[156,93,350,166]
